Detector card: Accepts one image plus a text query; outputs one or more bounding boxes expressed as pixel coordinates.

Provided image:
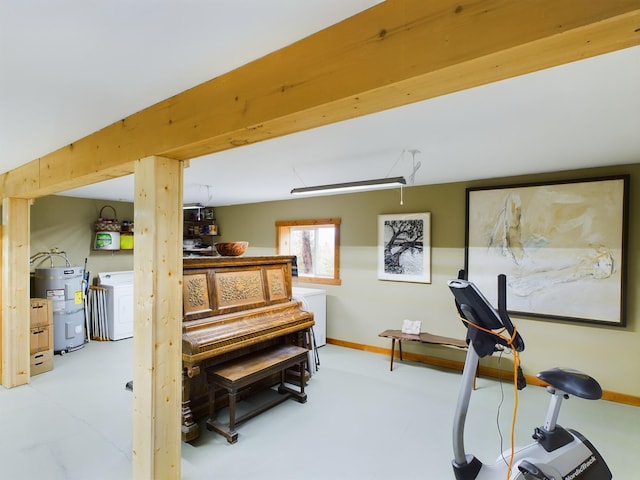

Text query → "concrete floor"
[0,340,637,479]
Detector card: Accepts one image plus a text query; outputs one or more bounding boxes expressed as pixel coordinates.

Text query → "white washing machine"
[292,287,326,347]
[98,271,134,341]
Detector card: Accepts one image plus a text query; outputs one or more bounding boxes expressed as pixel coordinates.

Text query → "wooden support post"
[0,223,2,382]
[1,198,31,387]
[132,156,183,479]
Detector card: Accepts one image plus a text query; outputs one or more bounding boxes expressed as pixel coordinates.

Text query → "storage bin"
[31,350,53,376]
[30,325,52,354]
[94,231,120,250]
[30,298,52,327]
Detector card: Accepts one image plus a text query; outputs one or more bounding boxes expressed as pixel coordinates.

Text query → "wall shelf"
[183,206,217,256]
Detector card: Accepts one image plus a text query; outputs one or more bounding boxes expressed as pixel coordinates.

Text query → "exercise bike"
[447,273,612,480]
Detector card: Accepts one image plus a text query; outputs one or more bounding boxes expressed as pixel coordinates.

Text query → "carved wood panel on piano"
[181,256,314,442]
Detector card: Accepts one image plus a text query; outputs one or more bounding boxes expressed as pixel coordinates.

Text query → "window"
[276,218,341,285]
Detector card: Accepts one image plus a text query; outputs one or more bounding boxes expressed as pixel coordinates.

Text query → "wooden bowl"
[214,241,248,256]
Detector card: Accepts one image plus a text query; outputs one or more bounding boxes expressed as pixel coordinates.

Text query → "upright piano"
[181,255,314,442]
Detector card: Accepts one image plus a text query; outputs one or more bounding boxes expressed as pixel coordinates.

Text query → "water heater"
[33,266,85,354]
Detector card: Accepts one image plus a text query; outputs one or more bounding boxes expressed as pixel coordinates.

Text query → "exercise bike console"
[447,274,612,480]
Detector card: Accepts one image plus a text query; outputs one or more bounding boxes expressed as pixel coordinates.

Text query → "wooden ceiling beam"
[2,0,639,199]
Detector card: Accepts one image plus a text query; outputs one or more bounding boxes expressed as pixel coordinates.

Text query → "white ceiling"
[2,1,639,206]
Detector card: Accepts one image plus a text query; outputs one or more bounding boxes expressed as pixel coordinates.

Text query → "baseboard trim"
[326,338,640,407]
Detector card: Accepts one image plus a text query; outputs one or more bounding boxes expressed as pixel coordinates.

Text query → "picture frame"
[465,175,629,326]
[378,212,431,284]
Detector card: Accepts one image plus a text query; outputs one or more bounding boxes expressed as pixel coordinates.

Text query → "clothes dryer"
[292,287,326,347]
[98,271,134,340]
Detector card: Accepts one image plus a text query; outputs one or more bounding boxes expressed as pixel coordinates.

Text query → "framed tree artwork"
[378,212,431,283]
[465,175,628,326]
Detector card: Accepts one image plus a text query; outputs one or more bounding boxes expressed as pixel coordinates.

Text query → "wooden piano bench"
[206,344,309,444]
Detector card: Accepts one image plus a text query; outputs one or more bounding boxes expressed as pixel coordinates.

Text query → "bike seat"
[536,367,602,400]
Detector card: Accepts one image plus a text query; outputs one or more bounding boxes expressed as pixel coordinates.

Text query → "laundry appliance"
[292,287,326,347]
[98,271,134,340]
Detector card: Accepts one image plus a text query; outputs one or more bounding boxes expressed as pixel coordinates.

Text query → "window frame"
[276,218,341,285]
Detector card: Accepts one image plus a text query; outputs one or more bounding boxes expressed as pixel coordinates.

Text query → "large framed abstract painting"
[378,213,431,284]
[465,176,628,326]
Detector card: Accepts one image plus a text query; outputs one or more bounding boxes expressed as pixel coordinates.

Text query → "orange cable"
[456,313,521,479]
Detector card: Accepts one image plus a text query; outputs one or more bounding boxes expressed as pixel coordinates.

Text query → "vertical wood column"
[1,198,31,387]
[0,223,2,382]
[132,156,183,479]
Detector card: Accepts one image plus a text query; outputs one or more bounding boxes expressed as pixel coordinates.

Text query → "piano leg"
[181,371,201,442]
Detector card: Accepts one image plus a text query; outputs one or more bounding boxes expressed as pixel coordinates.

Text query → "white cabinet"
[292,287,326,347]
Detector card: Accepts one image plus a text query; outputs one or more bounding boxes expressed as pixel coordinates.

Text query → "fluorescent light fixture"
[291,176,406,196]
[183,203,204,209]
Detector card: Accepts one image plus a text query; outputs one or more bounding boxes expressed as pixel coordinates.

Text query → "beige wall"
[30,196,134,284]
[29,163,640,399]
[215,164,640,399]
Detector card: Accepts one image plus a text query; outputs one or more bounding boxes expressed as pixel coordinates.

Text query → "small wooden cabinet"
[30,298,54,376]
